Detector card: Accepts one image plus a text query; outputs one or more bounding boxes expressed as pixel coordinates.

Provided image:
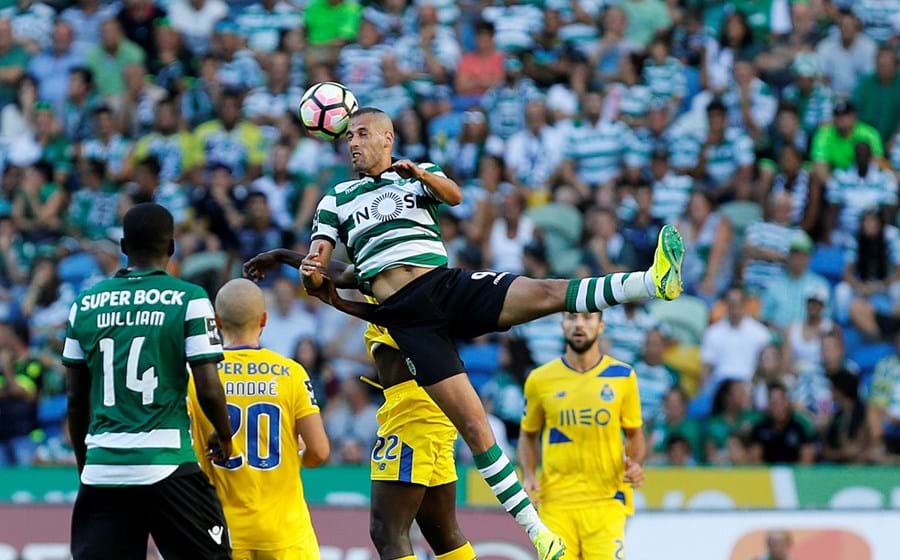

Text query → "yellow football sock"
[436,542,476,560]
[389,556,416,560]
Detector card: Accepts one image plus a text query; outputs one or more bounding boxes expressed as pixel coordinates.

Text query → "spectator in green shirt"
[67,158,119,241]
[304,0,361,48]
[85,19,145,99]
[811,99,883,180]
[649,386,704,463]
[0,18,29,107]
[854,46,900,146]
[705,378,760,464]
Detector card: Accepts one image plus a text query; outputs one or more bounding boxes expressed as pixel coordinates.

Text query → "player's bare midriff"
[371,265,436,302]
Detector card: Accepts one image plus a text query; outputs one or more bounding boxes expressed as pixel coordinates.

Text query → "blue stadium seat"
[842,327,864,356]
[57,252,100,290]
[848,343,895,376]
[810,245,846,284]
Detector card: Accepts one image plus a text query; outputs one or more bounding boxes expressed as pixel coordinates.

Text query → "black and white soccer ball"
[298,82,359,140]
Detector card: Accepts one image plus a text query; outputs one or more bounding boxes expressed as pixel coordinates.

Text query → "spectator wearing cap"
[648,147,693,223]
[504,100,562,192]
[826,141,897,244]
[392,4,460,92]
[194,90,265,182]
[836,209,900,336]
[678,190,734,301]
[691,98,755,202]
[61,0,120,53]
[456,20,505,97]
[854,46,900,145]
[761,231,832,329]
[559,90,634,200]
[701,287,772,387]
[783,284,838,376]
[815,8,876,97]
[67,158,119,242]
[214,20,263,94]
[80,105,132,181]
[0,18,29,108]
[27,21,83,115]
[781,53,834,137]
[868,331,900,461]
[822,371,872,463]
[304,0,362,51]
[742,191,800,295]
[337,18,389,106]
[234,0,303,55]
[85,19,146,100]
[128,96,198,183]
[169,0,228,56]
[811,100,884,181]
[749,381,817,465]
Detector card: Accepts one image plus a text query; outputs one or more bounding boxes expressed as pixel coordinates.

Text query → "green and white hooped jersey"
[312,163,449,280]
[62,269,223,486]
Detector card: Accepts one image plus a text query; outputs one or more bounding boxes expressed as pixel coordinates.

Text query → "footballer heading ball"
[299,82,359,140]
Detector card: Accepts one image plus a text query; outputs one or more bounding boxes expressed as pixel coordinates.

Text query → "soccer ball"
[299,82,359,140]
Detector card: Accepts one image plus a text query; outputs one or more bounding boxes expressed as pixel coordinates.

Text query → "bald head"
[215,278,267,340]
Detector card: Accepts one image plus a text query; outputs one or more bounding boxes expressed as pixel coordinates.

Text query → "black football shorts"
[370,266,518,385]
[70,464,231,560]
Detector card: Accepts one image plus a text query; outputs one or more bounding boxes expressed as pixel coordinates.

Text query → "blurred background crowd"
[0,0,899,470]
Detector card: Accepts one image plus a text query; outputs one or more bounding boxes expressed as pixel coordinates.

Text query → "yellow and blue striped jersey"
[521,355,642,509]
[187,346,320,551]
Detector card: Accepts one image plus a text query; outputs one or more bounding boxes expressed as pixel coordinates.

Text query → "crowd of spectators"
[0,0,899,469]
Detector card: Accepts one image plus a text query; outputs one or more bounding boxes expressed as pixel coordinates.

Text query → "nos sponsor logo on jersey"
[601,384,615,402]
[353,192,418,224]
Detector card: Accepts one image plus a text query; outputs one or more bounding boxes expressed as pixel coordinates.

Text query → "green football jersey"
[62,269,223,486]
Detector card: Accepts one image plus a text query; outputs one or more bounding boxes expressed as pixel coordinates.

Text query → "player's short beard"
[565,336,598,355]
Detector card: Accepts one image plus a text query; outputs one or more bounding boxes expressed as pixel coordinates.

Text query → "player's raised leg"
[421,376,562,560]
[415,483,474,560]
[370,481,428,559]
[498,224,685,326]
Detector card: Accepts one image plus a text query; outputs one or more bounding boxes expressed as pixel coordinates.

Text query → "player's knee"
[421,523,465,555]
[369,512,402,553]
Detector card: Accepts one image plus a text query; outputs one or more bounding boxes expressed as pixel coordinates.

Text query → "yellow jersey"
[187,346,320,551]
[521,355,642,509]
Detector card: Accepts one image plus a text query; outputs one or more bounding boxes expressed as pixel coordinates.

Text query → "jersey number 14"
[99,336,158,406]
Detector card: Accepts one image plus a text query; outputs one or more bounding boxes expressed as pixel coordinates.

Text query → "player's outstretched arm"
[65,363,91,474]
[244,247,359,289]
[191,361,234,462]
[297,414,330,468]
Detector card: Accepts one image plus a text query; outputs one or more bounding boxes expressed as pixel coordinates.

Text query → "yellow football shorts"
[540,500,627,560]
[232,541,318,560]
[370,380,458,487]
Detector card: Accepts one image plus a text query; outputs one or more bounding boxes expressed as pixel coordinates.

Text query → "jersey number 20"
[214,402,282,471]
